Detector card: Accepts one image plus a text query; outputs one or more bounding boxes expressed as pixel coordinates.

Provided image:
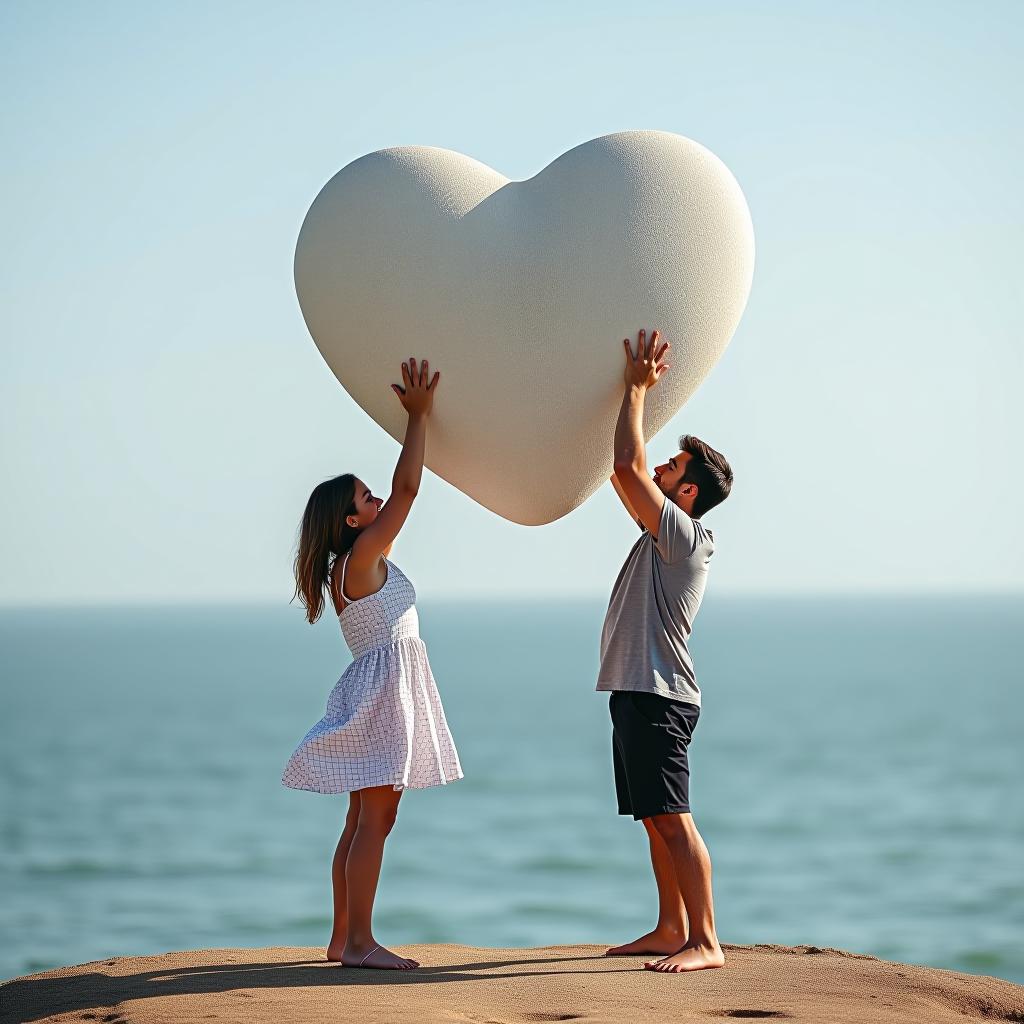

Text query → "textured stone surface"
[295,131,754,525]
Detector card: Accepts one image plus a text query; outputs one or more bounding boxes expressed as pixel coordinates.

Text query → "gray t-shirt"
[596,497,714,706]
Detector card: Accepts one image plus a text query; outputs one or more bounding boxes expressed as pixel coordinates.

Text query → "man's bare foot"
[326,939,345,962]
[341,941,420,970]
[644,942,725,973]
[605,925,687,957]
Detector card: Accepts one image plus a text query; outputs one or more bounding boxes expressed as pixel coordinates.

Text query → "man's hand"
[623,329,670,390]
[392,357,440,417]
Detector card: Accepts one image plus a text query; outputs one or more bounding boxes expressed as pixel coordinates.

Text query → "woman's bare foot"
[341,941,420,970]
[326,939,345,962]
[644,941,725,973]
[605,925,687,957]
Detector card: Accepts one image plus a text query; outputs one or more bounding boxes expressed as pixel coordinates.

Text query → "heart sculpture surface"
[294,131,754,526]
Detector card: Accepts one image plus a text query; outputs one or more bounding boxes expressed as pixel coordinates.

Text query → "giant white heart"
[295,131,754,526]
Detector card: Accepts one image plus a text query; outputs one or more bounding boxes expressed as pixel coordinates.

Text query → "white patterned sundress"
[282,554,463,794]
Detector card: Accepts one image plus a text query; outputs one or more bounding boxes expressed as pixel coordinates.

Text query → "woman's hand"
[623,329,670,390]
[391,358,440,417]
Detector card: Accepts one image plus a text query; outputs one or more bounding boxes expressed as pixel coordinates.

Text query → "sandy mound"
[3,942,1022,1024]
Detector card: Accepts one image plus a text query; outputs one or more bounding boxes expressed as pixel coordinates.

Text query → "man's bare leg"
[326,792,360,961]
[606,818,688,955]
[643,812,725,973]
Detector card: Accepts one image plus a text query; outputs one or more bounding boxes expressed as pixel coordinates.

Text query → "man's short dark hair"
[679,435,733,518]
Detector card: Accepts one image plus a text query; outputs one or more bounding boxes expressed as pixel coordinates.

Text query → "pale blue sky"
[2,1,1021,604]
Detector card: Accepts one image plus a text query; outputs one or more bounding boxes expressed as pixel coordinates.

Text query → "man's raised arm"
[611,329,671,539]
[609,473,645,530]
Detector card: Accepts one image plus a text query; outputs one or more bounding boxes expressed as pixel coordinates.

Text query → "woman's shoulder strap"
[339,551,356,605]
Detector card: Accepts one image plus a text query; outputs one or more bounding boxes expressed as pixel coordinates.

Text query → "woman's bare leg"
[326,792,361,961]
[606,817,688,955]
[340,785,419,970]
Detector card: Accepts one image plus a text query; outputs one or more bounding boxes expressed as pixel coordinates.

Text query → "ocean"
[1,595,1021,984]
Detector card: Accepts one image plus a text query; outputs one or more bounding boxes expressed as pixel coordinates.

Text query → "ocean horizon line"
[1,589,1022,612]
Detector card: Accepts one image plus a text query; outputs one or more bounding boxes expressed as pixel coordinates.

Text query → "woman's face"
[346,478,384,530]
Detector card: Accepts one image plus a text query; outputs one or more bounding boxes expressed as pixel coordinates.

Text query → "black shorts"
[610,690,701,820]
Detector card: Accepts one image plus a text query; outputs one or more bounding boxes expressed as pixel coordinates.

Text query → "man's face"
[653,451,692,498]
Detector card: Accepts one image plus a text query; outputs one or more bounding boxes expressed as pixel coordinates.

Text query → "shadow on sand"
[1,951,635,1023]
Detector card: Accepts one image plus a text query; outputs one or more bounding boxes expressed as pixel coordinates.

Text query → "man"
[599,328,733,974]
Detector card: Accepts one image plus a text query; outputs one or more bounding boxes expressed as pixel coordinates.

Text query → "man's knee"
[647,811,691,842]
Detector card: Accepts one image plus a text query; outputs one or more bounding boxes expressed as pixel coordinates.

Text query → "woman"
[283,357,462,970]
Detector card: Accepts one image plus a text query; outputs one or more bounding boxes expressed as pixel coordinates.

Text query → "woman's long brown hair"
[293,473,361,624]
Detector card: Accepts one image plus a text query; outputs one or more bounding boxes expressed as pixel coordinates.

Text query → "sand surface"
[3,943,1023,1024]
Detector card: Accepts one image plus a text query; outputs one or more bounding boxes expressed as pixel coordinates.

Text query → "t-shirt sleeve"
[653,497,699,563]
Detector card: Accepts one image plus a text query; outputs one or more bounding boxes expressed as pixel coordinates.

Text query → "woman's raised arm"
[349,358,439,566]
